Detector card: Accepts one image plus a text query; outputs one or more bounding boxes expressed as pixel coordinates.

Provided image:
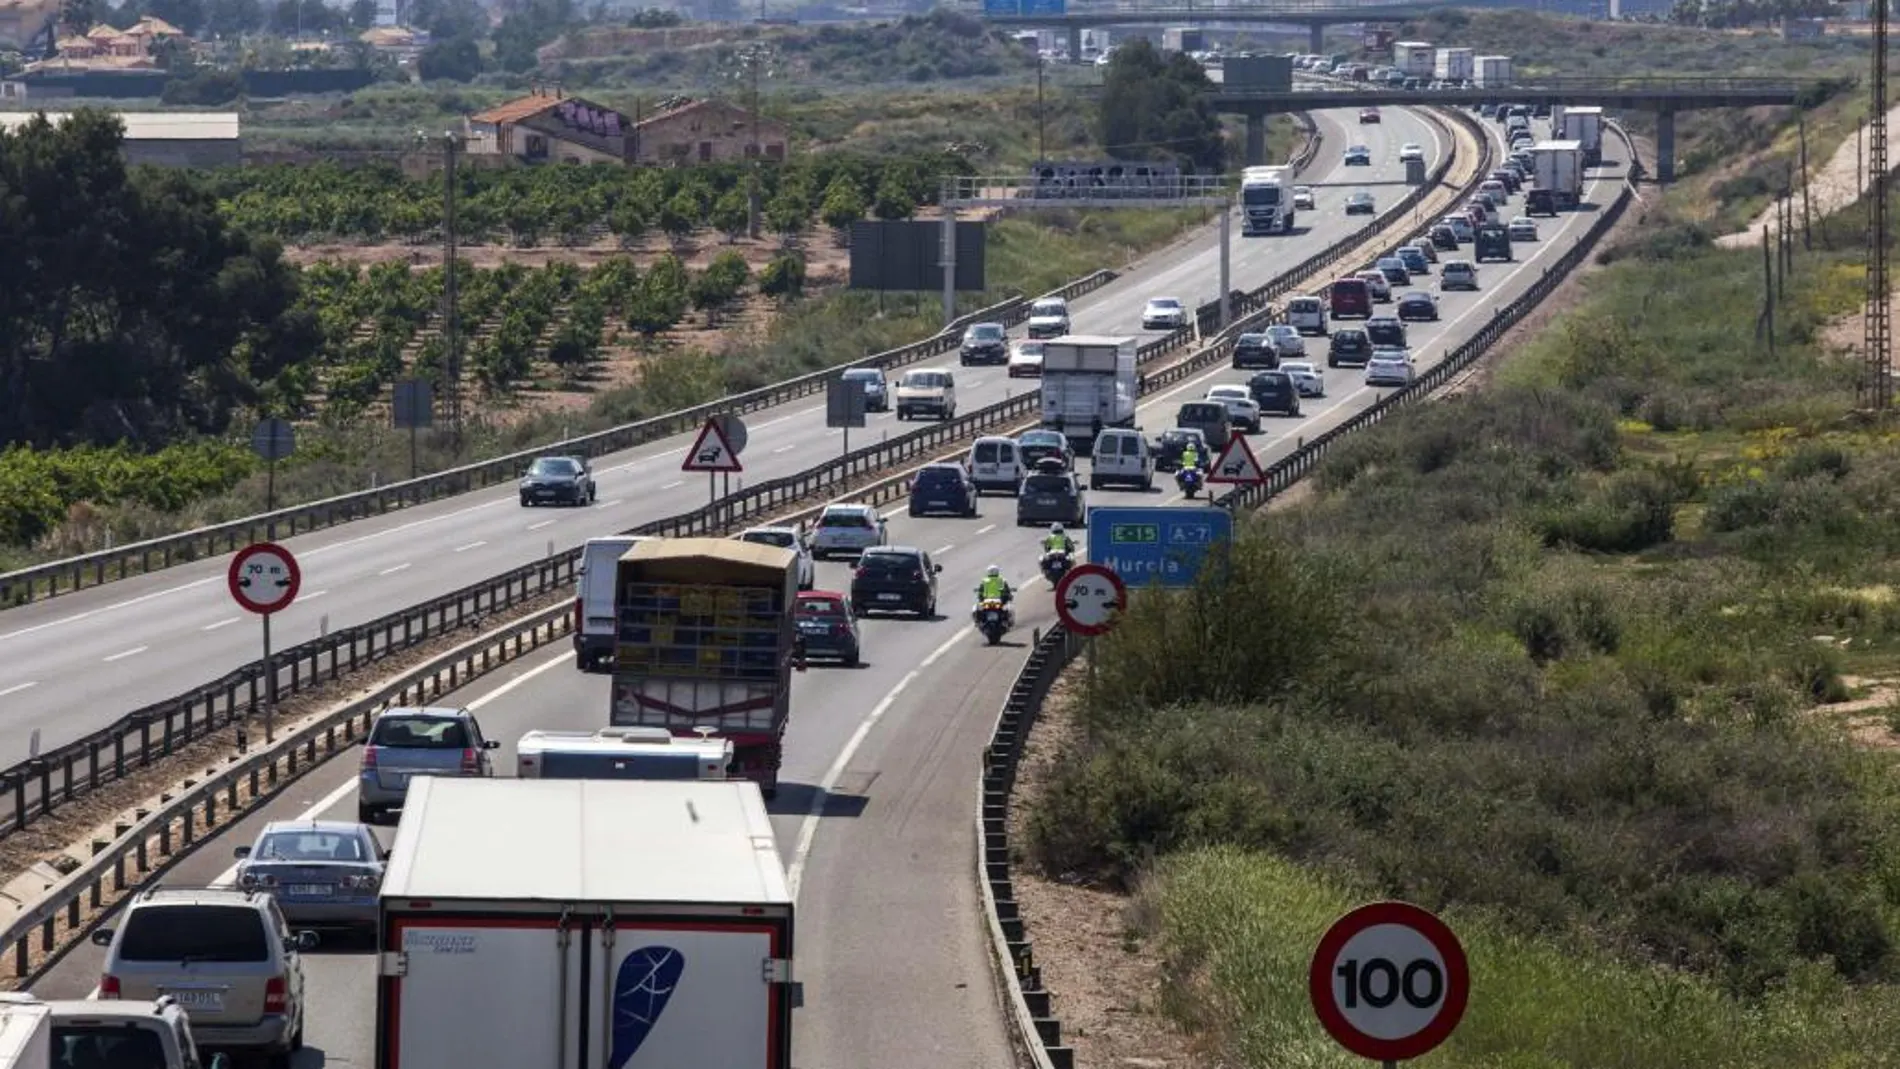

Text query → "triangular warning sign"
[682,418,743,473]
[1206,434,1266,485]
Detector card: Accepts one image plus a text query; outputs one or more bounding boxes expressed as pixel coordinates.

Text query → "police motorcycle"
[1039,525,1075,586]
[972,565,1015,645]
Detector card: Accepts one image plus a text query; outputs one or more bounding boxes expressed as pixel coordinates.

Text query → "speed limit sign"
[1309,901,1468,1064]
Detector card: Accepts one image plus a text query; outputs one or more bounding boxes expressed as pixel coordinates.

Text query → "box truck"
[575,536,647,672]
[1393,41,1435,79]
[1162,26,1203,52]
[1560,105,1604,167]
[1433,46,1472,82]
[1474,54,1513,88]
[1240,164,1295,235]
[517,727,733,781]
[0,1001,47,1069]
[374,778,798,1069]
[1529,139,1583,213]
[1040,335,1139,456]
[609,538,796,796]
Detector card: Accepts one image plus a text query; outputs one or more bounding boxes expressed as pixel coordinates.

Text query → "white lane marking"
[102,646,147,663]
[454,541,487,553]
[378,564,411,576]
[662,481,684,490]
[933,544,955,555]
[0,682,37,699]
[773,445,796,455]
[975,524,996,536]
[527,520,554,531]
[786,627,970,900]
[599,500,621,508]
[302,590,329,602]
[201,617,240,632]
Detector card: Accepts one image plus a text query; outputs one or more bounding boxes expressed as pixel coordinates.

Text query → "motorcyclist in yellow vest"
[976,565,1013,604]
[1042,524,1075,556]
[1180,443,1201,472]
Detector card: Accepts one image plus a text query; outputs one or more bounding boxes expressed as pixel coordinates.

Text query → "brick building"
[465,88,789,167]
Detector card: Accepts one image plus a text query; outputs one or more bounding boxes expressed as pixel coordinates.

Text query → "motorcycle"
[1040,549,1073,585]
[1176,465,1204,500]
[973,598,1012,645]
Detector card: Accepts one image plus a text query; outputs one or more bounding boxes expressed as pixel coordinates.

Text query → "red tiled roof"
[470,93,565,125]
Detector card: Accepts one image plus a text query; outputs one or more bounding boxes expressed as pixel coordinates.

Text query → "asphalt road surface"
[30,117,1625,1069]
[0,105,1442,769]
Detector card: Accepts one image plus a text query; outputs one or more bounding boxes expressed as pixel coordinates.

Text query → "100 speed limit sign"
[1308,901,1468,1063]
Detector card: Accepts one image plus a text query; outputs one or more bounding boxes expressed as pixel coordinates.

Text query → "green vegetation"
[1098,38,1226,173]
[1023,179,1900,1063]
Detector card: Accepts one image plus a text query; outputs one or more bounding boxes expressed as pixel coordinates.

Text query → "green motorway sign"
[1109,523,1160,544]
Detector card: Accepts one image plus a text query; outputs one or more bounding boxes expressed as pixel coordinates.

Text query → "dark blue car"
[908,463,978,518]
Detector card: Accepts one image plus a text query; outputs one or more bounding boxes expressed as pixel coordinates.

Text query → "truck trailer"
[1040,335,1139,456]
[0,1001,47,1069]
[1393,41,1434,79]
[373,778,797,1069]
[1529,139,1583,212]
[1473,54,1513,88]
[609,538,796,796]
[1433,46,1472,82]
[1240,165,1294,235]
[1559,105,1604,166]
[517,727,733,781]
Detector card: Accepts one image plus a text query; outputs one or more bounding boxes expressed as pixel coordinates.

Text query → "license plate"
[290,884,331,896]
[1037,498,1057,506]
[165,990,223,1012]
[877,593,903,601]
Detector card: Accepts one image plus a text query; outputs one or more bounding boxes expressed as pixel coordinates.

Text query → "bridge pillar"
[1308,24,1325,55]
[1245,113,1268,167]
[1655,108,1676,183]
[1067,25,1082,64]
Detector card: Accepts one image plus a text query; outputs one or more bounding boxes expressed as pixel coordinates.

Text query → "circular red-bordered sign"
[1054,563,1126,637]
[1308,901,1469,1063]
[227,542,302,616]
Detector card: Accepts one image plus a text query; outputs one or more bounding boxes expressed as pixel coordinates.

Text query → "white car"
[1440,215,1475,242]
[1439,260,1480,292]
[1292,185,1316,210]
[1205,385,1263,434]
[1142,296,1188,330]
[1264,323,1307,358]
[1508,216,1539,241]
[1399,142,1425,162]
[809,503,887,559]
[1008,340,1045,378]
[737,526,815,590]
[1025,297,1071,339]
[1365,348,1415,387]
[1279,360,1325,397]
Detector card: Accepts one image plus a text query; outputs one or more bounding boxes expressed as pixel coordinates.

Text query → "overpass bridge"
[978,0,1499,54]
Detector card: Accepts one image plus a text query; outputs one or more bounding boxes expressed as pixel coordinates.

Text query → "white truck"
[517,727,733,781]
[1393,41,1435,79]
[374,778,798,1069]
[1239,165,1294,235]
[1039,335,1138,456]
[1433,46,1473,82]
[1559,105,1604,167]
[0,1001,46,1069]
[1474,54,1513,88]
[1529,139,1583,213]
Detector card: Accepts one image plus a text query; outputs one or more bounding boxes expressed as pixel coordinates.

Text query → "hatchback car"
[839,366,890,412]
[1366,350,1415,387]
[1345,191,1376,215]
[1232,332,1279,369]
[1328,328,1373,368]
[1357,270,1392,301]
[1440,260,1480,291]
[1399,142,1424,162]
[1280,360,1325,397]
[958,322,1008,365]
[1007,340,1045,378]
[519,455,595,507]
[850,546,940,618]
[1264,323,1307,359]
[1016,428,1074,471]
[1206,384,1263,433]
[1152,428,1209,472]
[1292,186,1316,209]
[1016,470,1087,526]
[91,887,315,1066]
[1247,369,1302,417]
[357,707,497,824]
[794,590,862,665]
[1440,215,1475,242]
[1508,216,1539,241]
[1375,257,1411,285]
[1344,145,1372,166]
[811,503,888,559]
[909,462,978,518]
[1396,292,1439,322]
[1366,316,1409,348]
[1359,107,1381,123]
[1429,225,1459,251]
[1490,168,1522,193]
[1142,296,1188,330]
[738,525,815,590]
[1396,246,1431,276]
[234,821,385,935]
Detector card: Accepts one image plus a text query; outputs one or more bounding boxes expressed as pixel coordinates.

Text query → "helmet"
[1050,523,1065,535]
[986,565,1002,578]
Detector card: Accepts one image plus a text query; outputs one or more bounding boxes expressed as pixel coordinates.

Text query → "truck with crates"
[1240,165,1295,235]
[1040,335,1139,456]
[1433,46,1472,82]
[373,778,798,1069]
[1529,139,1583,213]
[517,727,733,782]
[609,538,797,797]
[1559,105,1604,167]
[1474,54,1512,88]
[1393,41,1435,79]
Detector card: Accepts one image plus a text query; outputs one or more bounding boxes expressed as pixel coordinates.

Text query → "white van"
[574,535,646,671]
[1090,428,1154,490]
[968,436,1025,495]
[1285,294,1328,336]
[895,367,957,421]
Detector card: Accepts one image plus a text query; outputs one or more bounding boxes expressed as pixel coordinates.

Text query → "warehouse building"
[0,110,240,167]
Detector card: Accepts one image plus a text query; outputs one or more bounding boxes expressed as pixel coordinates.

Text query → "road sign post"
[227,542,302,748]
[1309,901,1469,1067]
[392,379,435,480]
[1054,563,1128,700]
[714,414,748,523]
[250,418,296,512]
[1086,507,1234,588]
[1208,434,1267,488]
[827,379,868,462]
[683,417,744,516]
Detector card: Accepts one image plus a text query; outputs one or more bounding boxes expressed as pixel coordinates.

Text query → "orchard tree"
[659,189,700,246]
[765,185,810,243]
[819,175,866,242]
[872,164,919,221]
[710,188,749,243]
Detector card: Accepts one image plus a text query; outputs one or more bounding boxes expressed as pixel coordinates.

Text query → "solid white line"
[102,646,147,663]
[786,626,969,900]
[378,564,411,576]
[453,541,486,553]
[201,617,240,632]
[0,682,37,699]
[526,520,554,531]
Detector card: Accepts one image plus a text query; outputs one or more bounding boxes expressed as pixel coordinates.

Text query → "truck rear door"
[380,913,586,1069]
[583,918,792,1069]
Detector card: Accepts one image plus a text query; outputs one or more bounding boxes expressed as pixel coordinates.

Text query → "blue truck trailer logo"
[611,946,686,1069]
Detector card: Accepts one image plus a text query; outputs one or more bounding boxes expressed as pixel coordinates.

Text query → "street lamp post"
[1037,52,1046,163]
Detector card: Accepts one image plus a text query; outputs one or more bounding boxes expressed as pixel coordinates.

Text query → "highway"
[30,115,1624,1068]
[0,105,1443,769]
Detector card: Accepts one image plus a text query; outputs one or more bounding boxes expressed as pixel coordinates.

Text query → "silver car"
[738,525,815,590]
[234,820,385,935]
[1365,348,1415,387]
[356,707,498,824]
[1264,324,1307,358]
[809,503,888,559]
[1280,360,1326,397]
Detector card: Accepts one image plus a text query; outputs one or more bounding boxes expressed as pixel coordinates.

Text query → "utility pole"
[1866,0,1893,411]
[420,130,467,446]
[733,43,774,240]
[1036,53,1046,163]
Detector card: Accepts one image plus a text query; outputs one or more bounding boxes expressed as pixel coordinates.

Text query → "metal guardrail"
[0,276,1117,609]
[981,123,1634,1069]
[0,105,1459,841]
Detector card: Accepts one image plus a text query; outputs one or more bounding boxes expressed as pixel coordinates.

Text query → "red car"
[794,591,862,667]
[1359,107,1381,124]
